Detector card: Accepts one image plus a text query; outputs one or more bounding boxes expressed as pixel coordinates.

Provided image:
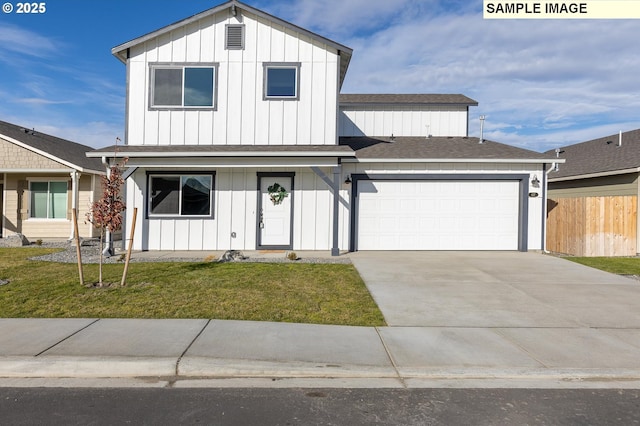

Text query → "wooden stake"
[121,208,138,286]
[72,208,84,286]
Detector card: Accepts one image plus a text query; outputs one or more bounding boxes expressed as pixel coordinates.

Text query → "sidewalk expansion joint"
[34,318,101,357]
[374,326,406,388]
[173,319,211,380]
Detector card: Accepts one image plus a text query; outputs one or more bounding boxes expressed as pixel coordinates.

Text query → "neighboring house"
[88,0,558,254]
[546,129,640,256]
[0,120,105,241]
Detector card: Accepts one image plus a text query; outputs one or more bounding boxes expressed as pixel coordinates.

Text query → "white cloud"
[335,11,640,151]
[15,98,74,105]
[2,114,123,149]
[0,24,59,58]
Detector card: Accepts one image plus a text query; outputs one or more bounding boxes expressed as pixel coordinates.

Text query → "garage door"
[357,180,520,250]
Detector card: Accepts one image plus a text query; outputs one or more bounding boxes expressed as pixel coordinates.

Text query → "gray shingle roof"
[0,120,104,173]
[341,136,554,161]
[545,129,640,179]
[339,94,478,106]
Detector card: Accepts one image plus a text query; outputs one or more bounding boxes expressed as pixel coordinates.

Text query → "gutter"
[342,158,564,164]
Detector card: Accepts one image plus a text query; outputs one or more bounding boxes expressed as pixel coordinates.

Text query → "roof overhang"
[344,158,564,164]
[87,146,356,159]
[549,166,640,182]
[87,146,355,169]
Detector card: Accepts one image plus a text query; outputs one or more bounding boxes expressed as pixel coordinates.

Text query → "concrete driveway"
[350,251,640,328]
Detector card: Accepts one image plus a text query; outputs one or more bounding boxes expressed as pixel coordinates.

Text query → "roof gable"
[546,129,640,179]
[0,120,104,173]
[112,0,353,87]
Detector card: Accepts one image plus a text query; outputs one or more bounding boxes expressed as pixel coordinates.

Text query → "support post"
[121,207,137,286]
[331,166,341,256]
[69,171,80,240]
[72,208,84,286]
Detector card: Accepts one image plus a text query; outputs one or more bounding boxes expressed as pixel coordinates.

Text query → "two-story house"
[88,0,558,254]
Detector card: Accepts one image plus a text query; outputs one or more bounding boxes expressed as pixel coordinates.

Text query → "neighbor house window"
[148,174,214,217]
[30,181,67,219]
[263,63,300,100]
[150,63,218,109]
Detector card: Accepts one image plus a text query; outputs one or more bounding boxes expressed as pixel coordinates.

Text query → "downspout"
[542,162,557,253]
[101,156,113,256]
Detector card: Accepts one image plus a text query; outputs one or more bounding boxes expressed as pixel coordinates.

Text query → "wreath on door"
[267,182,289,205]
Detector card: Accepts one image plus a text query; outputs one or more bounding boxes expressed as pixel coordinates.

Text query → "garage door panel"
[357,180,520,250]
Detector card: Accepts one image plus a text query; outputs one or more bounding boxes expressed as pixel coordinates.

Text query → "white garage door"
[357,180,520,250]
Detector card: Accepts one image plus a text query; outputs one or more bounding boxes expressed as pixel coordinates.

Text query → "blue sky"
[1,0,639,152]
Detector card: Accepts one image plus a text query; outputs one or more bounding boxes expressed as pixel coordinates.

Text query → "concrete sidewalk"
[3,318,640,388]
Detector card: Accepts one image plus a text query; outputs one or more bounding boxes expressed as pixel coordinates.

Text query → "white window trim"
[27,178,69,221]
[263,62,301,100]
[149,62,219,111]
[147,173,215,218]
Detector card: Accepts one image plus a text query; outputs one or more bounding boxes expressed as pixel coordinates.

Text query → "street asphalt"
[2,251,640,388]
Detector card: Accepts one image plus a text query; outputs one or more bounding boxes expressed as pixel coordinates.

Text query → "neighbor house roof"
[340,136,557,163]
[339,94,478,106]
[546,129,640,181]
[112,0,353,88]
[0,120,105,173]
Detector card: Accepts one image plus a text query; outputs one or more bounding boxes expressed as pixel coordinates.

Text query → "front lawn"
[0,248,385,326]
[564,256,640,275]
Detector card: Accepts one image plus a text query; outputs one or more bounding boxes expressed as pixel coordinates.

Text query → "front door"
[258,174,294,249]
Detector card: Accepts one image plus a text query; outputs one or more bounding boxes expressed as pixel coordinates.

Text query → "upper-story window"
[150,63,218,110]
[263,63,300,100]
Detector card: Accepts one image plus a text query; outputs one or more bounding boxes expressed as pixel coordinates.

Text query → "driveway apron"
[350,251,640,328]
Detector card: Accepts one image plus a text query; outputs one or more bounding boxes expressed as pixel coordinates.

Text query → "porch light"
[531,175,540,187]
[344,175,352,185]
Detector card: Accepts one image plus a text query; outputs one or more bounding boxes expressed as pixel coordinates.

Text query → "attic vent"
[225,24,245,50]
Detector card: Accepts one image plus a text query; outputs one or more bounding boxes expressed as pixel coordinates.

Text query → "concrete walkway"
[2,251,640,388]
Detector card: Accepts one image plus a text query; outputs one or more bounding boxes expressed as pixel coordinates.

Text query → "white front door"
[259,176,293,248]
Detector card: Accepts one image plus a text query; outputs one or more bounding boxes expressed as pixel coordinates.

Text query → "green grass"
[0,248,386,326]
[564,256,640,275]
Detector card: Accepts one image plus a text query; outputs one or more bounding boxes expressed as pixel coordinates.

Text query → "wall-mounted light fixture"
[531,174,540,187]
[344,175,352,185]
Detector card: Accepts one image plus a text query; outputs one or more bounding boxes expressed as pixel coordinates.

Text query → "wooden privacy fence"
[546,196,637,257]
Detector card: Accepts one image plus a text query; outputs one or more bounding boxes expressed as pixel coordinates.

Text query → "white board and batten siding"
[339,106,469,138]
[127,167,335,251]
[127,9,339,147]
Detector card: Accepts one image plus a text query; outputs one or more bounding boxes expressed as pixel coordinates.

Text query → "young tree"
[86,159,126,286]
